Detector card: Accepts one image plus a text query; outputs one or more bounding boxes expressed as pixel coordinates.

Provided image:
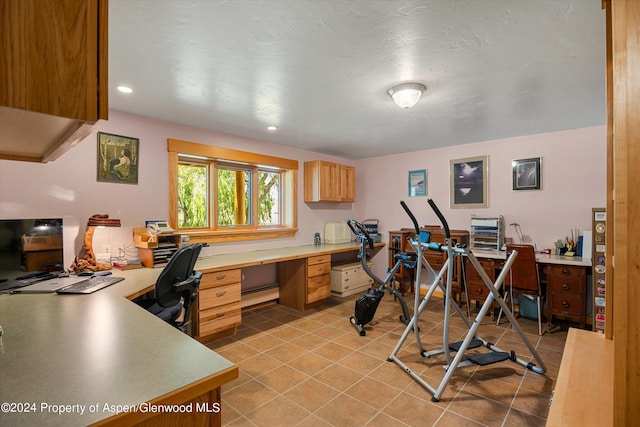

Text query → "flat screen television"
[0,218,64,280]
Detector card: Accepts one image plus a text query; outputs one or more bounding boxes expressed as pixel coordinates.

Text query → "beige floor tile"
[264,341,309,363]
[314,363,363,391]
[380,393,444,427]
[244,395,310,427]
[314,394,380,427]
[288,352,334,375]
[284,378,341,412]
[223,379,279,414]
[218,294,568,426]
[256,364,310,393]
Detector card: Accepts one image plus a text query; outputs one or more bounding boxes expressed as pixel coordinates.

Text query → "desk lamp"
[70,214,121,273]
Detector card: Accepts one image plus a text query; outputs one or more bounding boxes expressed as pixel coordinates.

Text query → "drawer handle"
[216,274,227,280]
[216,290,227,297]
[562,269,570,276]
[216,311,227,317]
[344,278,349,282]
[562,301,569,308]
[562,283,570,290]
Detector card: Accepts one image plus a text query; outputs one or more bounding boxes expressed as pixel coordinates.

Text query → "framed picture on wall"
[450,155,488,208]
[512,157,541,190]
[408,169,427,197]
[97,132,139,184]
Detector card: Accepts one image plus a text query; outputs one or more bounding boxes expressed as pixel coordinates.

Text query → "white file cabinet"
[330,262,374,297]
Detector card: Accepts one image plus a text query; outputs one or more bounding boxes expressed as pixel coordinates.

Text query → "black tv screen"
[0,218,63,280]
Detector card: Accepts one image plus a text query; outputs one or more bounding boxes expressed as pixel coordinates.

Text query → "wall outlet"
[102,244,111,255]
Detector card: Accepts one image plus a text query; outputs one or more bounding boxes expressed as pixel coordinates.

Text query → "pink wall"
[0,110,605,273]
[0,111,356,265]
[354,126,606,276]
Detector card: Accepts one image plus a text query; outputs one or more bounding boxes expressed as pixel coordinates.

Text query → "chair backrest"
[506,244,540,295]
[155,243,203,308]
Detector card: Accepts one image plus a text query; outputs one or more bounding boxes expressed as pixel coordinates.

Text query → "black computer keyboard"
[0,272,57,292]
[56,276,124,294]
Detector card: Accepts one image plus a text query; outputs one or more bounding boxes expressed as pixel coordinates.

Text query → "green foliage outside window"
[177,162,280,229]
[177,163,207,228]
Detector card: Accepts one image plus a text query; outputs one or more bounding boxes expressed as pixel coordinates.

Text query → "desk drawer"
[200,269,241,290]
[549,293,583,316]
[306,274,331,303]
[466,282,491,300]
[308,254,331,266]
[200,283,241,309]
[547,266,586,295]
[199,302,241,336]
[307,261,331,278]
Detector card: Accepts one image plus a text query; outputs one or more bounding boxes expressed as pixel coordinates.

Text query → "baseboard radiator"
[241,283,279,308]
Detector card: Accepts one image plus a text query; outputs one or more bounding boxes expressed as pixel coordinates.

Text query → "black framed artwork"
[97,132,139,184]
[512,157,541,191]
[450,155,488,208]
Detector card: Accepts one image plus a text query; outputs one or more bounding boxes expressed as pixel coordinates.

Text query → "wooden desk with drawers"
[184,242,383,342]
[469,249,591,329]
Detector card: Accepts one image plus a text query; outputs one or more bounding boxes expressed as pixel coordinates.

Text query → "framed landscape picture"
[450,155,488,208]
[408,169,427,197]
[97,132,139,184]
[512,157,541,190]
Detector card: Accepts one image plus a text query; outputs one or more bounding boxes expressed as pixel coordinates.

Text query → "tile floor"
[208,292,569,427]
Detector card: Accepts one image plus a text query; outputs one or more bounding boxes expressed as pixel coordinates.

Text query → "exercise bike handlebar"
[427,198,450,239]
[346,220,374,249]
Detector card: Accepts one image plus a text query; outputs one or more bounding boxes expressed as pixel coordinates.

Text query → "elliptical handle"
[400,200,421,236]
[427,198,450,239]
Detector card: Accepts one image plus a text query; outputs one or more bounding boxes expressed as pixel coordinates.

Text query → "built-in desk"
[0,289,237,427]
[184,242,383,341]
[468,249,591,329]
[0,241,380,426]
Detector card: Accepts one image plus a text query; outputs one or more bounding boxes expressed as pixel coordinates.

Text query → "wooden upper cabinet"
[304,160,356,202]
[339,164,355,202]
[0,0,108,162]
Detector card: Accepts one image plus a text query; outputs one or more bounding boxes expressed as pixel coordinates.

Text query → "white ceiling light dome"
[387,83,426,109]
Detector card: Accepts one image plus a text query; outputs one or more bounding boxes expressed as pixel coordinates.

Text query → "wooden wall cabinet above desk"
[304,160,356,202]
[0,0,108,163]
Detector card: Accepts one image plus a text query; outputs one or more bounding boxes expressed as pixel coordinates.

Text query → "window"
[168,139,298,243]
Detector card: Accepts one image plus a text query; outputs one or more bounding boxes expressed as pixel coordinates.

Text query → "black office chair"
[141,243,203,335]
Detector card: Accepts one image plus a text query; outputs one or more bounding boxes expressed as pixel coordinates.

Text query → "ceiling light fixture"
[267,126,277,131]
[117,86,133,93]
[387,83,426,109]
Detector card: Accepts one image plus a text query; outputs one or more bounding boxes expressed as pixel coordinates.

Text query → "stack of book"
[112,259,142,270]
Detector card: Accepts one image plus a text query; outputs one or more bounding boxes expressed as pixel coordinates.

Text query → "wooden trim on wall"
[167,138,298,170]
[610,0,640,425]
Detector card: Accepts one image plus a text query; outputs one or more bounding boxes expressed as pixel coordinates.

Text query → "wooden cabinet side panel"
[278,259,306,310]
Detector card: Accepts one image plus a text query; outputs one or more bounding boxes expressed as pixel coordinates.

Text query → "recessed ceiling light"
[117,86,133,93]
[267,126,277,131]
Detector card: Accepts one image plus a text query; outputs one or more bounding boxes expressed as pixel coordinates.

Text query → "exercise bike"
[346,220,413,336]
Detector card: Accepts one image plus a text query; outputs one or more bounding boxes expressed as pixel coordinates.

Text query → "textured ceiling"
[108,0,606,159]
